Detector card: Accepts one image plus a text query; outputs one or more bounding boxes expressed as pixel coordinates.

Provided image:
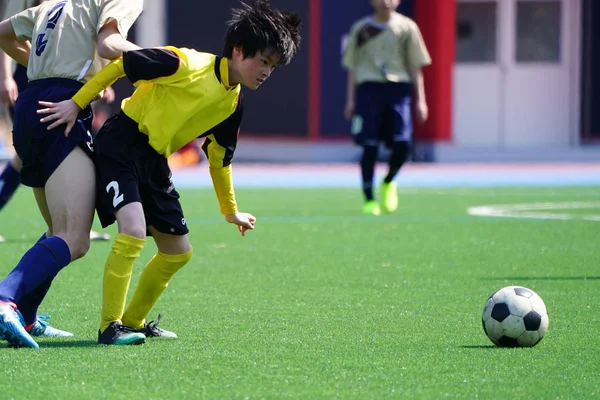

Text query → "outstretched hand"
[225,212,257,237]
[37,99,82,136]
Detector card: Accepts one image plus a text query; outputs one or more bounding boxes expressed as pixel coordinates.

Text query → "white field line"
[467,202,600,221]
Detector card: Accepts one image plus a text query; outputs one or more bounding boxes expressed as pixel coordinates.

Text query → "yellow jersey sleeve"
[201,94,243,215]
[72,58,126,109]
[206,145,238,215]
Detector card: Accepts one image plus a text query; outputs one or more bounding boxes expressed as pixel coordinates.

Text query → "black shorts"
[94,112,188,236]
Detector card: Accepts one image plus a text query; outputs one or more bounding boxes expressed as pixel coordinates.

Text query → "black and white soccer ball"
[482,286,549,347]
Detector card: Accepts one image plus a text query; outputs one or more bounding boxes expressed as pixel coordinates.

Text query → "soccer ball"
[482,286,549,347]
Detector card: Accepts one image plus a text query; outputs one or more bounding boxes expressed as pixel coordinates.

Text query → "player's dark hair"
[223,0,302,65]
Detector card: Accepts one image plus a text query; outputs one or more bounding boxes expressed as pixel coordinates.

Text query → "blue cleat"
[0,302,39,349]
[26,315,74,337]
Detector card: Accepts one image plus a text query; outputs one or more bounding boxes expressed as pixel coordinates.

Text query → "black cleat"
[136,314,177,339]
[98,322,146,345]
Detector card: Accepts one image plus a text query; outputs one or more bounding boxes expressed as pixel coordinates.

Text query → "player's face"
[370,0,400,12]
[231,47,279,90]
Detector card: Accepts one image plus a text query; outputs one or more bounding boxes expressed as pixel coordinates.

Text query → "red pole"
[413,0,455,142]
[308,0,322,142]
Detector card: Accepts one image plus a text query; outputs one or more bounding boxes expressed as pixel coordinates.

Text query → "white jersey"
[11,0,142,82]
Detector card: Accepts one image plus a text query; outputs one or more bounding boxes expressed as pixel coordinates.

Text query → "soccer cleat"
[90,230,111,241]
[26,315,74,337]
[98,322,146,345]
[0,234,5,243]
[0,302,39,348]
[362,200,381,216]
[380,180,398,213]
[135,314,177,339]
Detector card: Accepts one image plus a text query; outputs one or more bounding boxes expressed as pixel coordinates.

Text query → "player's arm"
[406,22,432,124]
[0,47,18,106]
[0,18,30,67]
[201,97,256,236]
[407,67,427,123]
[95,0,145,60]
[342,25,358,121]
[97,19,141,60]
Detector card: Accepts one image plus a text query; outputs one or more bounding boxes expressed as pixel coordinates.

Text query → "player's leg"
[0,148,95,315]
[380,83,413,213]
[122,228,191,338]
[360,145,380,215]
[0,150,93,348]
[97,201,147,345]
[94,114,147,345]
[121,157,191,338]
[353,83,383,215]
[0,155,22,213]
[13,187,72,338]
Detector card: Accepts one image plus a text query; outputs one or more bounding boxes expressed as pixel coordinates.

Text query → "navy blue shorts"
[351,82,413,147]
[12,78,93,188]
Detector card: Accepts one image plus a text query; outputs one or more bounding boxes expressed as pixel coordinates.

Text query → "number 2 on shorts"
[106,181,124,208]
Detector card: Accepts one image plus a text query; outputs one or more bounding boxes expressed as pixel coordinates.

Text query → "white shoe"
[90,230,111,241]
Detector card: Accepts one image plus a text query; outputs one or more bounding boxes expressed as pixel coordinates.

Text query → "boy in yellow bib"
[39,0,302,345]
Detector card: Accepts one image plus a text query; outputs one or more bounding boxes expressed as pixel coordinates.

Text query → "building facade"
[137,0,596,149]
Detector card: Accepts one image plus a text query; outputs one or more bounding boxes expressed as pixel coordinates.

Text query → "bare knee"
[115,202,147,240]
[118,224,147,240]
[56,234,90,261]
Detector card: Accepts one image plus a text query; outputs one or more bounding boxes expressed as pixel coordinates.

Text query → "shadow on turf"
[483,276,600,281]
[35,340,98,348]
[460,345,499,349]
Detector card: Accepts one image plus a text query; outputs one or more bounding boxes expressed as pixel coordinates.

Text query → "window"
[516,1,561,63]
[456,2,498,63]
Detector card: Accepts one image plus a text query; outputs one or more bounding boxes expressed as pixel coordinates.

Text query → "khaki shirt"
[342,13,431,85]
[11,0,142,82]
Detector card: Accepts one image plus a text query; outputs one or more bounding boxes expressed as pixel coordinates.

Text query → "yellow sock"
[100,233,145,332]
[122,249,192,329]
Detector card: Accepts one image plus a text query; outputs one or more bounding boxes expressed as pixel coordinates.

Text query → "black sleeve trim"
[200,93,244,167]
[214,56,222,83]
[123,48,181,83]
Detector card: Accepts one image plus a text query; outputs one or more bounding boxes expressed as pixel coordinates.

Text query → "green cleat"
[98,322,146,345]
[380,181,398,213]
[362,200,381,216]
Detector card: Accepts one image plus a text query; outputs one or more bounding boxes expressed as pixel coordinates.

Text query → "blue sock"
[0,163,21,211]
[17,233,50,324]
[0,236,71,324]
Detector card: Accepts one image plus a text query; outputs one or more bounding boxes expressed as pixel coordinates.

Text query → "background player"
[342,0,430,215]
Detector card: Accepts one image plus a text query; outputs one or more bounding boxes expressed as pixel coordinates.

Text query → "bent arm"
[97,20,141,60]
[0,19,29,67]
